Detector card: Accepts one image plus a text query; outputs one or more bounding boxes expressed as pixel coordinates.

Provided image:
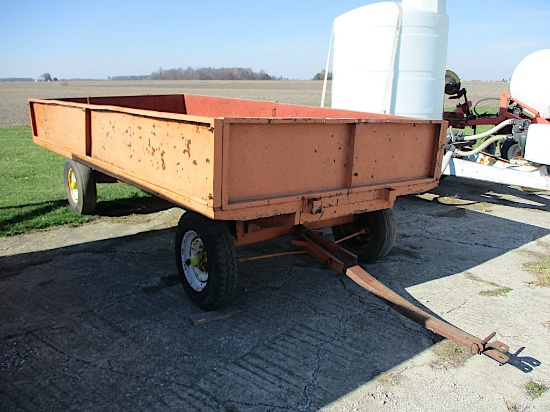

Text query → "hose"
[455,135,505,156]
[442,135,506,172]
[440,148,455,173]
[462,119,514,141]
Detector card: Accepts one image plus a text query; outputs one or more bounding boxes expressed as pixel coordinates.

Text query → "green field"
[0,126,152,236]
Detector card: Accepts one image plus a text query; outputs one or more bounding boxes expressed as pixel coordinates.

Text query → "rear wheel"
[175,211,238,311]
[64,159,97,214]
[332,209,396,263]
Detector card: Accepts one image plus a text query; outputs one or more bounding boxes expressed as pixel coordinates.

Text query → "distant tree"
[313,70,332,80]
[41,73,52,82]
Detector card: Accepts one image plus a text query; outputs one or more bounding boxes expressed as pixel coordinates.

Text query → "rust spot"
[193,160,197,165]
[206,158,210,163]
[185,139,192,158]
[161,150,166,170]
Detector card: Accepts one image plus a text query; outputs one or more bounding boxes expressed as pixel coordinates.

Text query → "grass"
[464,272,513,296]
[525,380,548,399]
[524,259,550,287]
[479,287,512,297]
[430,339,472,368]
[0,126,153,236]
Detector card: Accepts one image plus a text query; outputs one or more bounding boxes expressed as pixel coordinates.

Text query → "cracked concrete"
[1,177,550,411]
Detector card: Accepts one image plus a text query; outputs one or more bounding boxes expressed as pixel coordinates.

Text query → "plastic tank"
[525,124,550,165]
[331,0,448,120]
[510,49,550,119]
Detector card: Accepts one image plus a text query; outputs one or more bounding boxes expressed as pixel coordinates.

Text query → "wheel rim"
[505,143,520,159]
[67,168,79,204]
[340,215,374,247]
[180,230,208,292]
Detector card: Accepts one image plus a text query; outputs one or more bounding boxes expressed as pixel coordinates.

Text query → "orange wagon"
[29,94,445,310]
[28,94,514,363]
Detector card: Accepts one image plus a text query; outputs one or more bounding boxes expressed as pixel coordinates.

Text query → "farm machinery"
[441,50,550,191]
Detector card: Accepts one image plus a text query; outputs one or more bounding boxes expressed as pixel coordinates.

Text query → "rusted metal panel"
[183,94,276,117]
[30,102,87,157]
[58,94,187,114]
[90,111,216,210]
[222,118,444,218]
[274,102,397,119]
[352,121,440,184]
[225,122,352,203]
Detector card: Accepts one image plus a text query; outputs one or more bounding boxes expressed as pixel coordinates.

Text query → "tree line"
[148,67,283,81]
[312,70,332,80]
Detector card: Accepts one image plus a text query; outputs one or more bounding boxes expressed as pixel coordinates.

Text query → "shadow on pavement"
[1,179,548,410]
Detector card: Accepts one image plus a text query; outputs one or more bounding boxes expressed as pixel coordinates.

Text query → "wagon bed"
[29,94,445,227]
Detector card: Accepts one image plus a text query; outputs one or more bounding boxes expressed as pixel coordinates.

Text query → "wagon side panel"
[30,102,87,157]
[224,122,352,204]
[352,121,441,185]
[219,118,444,221]
[90,111,217,211]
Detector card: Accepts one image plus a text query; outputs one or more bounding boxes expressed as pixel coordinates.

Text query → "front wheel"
[175,211,238,311]
[64,159,97,214]
[332,209,396,263]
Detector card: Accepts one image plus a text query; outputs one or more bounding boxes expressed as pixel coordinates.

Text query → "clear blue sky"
[1,0,548,80]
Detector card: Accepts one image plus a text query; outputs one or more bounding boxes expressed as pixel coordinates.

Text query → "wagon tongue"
[294,229,510,364]
[345,265,510,364]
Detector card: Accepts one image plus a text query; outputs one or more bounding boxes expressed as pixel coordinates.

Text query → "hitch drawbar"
[294,229,510,364]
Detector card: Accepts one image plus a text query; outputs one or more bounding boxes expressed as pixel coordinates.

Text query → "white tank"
[525,124,550,165]
[510,49,550,119]
[331,0,449,120]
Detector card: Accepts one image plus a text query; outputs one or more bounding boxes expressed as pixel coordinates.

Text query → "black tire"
[332,209,396,263]
[64,159,97,214]
[500,140,521,160]
[175,211,238,311]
